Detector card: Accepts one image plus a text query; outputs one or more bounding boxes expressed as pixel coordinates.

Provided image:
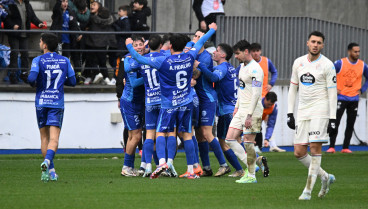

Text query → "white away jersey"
[237,60,264,117]
[290,54,336,120]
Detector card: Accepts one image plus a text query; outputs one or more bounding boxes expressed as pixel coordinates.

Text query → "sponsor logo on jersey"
[239,80,245,89]
[300,72,315,86]
[308,131,320,136]
[251,77,262,87]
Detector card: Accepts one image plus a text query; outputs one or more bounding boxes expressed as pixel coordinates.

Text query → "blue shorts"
[198,100,216,126]
[156,103,193,133]
[36,107,64,129]
[217,113,233,139]
[120,100,144,131]
[145,104,160,130]
[192,94,200,128]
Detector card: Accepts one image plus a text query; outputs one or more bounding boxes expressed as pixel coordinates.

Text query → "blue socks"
[153,150,159,166]
[184,140,195,165]
[224,149,243,171]
[209,138,226,165]
[156,136,166,162]
[192,136,199,164]
[167,136,177,160]
[124,153,134,167]
[198,141,210,167]
[143,139,154,164]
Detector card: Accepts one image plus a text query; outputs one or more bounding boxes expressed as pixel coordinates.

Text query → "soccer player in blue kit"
[120,35,145,177]
[186,29,230,177]
[126,23,218,179]
[27,33,76,182]
[125,34,175,177]
[197,43,245,177]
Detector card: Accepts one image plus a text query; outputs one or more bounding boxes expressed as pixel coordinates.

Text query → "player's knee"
[294,151,305,159]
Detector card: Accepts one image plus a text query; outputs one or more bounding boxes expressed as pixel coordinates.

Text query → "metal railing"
[216,16,368,81]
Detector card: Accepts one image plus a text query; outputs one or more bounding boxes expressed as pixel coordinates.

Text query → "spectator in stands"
[129,0,151,39]
[68,0,90,84]
[193,0,225,44]
[84,0,115,85]
[3,0,45,84]
[50,0,80,58]
[0,1,9,29]
[110,5,131,86]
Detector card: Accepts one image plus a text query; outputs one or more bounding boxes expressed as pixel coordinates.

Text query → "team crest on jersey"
[146,105,153,112]
[300,72,315,86]
[202,110,207,117]
[332,76,336,83]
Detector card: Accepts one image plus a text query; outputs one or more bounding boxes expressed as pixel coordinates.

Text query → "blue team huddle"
[30,23,271,183]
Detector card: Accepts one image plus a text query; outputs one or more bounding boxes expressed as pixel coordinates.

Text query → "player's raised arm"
[188,23,217,57]
[125,38,163,69]
[197,62,226,82]
[127,71,144,88]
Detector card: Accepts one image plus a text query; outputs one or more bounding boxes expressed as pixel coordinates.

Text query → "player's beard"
[308,49,321,56]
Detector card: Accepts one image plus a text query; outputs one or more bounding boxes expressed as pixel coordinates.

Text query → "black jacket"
[129,7,151,31]
[50,1,80,44]
[4,0,43,37]
[84,11,116,48]
[112,17,131,55]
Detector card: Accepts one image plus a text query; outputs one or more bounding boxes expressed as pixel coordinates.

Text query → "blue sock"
[123,153,132,167]
[256,152,259,158]
[141,146,146,164]
[49,161,55,170]
[45,149,55,164]
[153,150,159,166]
[144,139,154,164]
[198,141,210,167]
[209,138,226,165]
[156,136,166,162]
[192,136,199,164]
[184,140,195,165]
[165,136,168,162]
[167,136,177,161]
[224,149,243,171]
[131,153,135,168]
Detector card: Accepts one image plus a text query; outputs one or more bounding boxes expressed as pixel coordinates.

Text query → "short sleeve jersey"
[122,57,145,103]
[215,62,239,115]
[238,60,264,117]
[140,52,165,105]
[30,52,75,108]
[290,54,336,120]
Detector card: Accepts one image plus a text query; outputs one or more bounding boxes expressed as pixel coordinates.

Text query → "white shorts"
[229,109,261,134]
[294,118,329,145]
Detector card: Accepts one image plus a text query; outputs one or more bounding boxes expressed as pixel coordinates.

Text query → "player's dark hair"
[118,5,131,16]
[169,34,187,52]
[218,43,233,61]
[134,0,147,7]
[265,91,277,103]
[162,33,172,45]
[148,34,162,51]
[41,33,58,52]
[131,34,145,43]
[308,31,325,42]
[195,28,207,34]
[250,42,262,51]
[348,42,359,50]
[232,40,251,52]
[74,0,87,11]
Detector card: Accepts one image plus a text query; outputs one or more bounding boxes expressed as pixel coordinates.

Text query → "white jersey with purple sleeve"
[30,52,75,108]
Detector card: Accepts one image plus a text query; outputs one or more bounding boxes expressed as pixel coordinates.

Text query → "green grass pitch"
[1,152,368,209]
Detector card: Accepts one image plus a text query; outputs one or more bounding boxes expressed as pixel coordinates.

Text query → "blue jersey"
[215,62,238,115]
[126,28,216,108]
[122,57,145,102]
[198,61,238,115]
[140,52,165,105]
[195,50,217,102]
[30,52,75,108]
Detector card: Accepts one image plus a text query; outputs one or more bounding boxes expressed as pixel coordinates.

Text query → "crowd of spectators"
[0,0,151,85]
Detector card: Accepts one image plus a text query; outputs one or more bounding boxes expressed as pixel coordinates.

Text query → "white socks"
[244,142,256,177]
[303,155,321,193]
[226,139,248,166]
[298,154,328,181]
